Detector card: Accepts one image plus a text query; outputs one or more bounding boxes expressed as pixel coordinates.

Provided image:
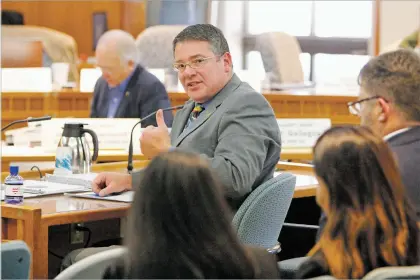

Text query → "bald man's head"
[95,30,139,87]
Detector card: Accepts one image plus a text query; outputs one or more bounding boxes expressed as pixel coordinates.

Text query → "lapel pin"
[125,91,130,97]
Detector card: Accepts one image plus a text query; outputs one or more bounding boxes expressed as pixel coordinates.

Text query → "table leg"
[33,224,49,279]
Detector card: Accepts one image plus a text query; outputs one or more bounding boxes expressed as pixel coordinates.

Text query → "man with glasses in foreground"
[318,48,420,236]
[61,24,281,269]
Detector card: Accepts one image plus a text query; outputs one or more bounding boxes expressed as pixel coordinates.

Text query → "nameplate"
[2,67,53,92]
[26,118,141,151]
[80,68,102,92]
[277,118,331,147]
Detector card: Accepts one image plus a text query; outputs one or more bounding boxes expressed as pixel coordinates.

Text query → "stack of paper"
[65,191,134,203]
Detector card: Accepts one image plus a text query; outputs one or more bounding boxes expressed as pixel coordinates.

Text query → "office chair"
[256,32,305,86]
[1,240,31,279]
[135,25,187,69]
[363,266,420,280]
[232,172,296,251]
[55,247,126,279]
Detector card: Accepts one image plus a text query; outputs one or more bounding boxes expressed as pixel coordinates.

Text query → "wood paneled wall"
[2,0,147,56]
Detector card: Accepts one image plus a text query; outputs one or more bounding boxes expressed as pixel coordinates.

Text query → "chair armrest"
[283,223,319,230]
[267,242,281,254]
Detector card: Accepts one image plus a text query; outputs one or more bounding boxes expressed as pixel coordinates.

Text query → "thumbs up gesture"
[140,109,171,159]
[156,109,168,129]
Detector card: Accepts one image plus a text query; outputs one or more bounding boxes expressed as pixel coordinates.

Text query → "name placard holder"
[26,118,142,152]
[277,118,331,148]
[2,67,53,92]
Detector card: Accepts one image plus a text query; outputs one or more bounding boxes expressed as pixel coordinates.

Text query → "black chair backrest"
[2,10,24,25]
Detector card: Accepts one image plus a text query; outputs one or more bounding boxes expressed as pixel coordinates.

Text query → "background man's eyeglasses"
[347,96,383,116]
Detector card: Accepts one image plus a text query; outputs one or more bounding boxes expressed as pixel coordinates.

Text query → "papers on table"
[274,172,318,187]
[1,173,97,200]
[64,191,134,203]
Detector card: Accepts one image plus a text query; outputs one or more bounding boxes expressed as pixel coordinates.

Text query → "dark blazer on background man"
[387,125,420,215]
[90,65,174,127]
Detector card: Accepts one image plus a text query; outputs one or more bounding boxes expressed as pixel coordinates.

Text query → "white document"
[274,172,318,187]
[64,191,134,203]
[0,180,87,200]
[79,68,102,92]
[45,173,98,188]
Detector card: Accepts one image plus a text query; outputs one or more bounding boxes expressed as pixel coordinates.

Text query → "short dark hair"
[172,24,230,55]
[125,150,257,278]
[358,49,420,121]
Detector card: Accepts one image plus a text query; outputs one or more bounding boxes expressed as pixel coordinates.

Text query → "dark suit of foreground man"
[90,29,173,127]
[61,24,281,270]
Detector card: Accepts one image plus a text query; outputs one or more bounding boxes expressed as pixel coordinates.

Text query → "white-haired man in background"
[90,29,173,127]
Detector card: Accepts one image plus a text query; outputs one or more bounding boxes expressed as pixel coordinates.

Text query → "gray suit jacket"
[133,74,281,209]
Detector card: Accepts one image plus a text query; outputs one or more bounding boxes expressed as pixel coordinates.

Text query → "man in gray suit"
[61,24,281,269]
[92,24,281,209]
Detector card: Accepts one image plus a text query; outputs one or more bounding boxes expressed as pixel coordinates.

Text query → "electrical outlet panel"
[70,223,84,244]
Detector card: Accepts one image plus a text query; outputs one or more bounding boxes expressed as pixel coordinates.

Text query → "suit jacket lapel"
[173,74,242,147]
[114,66,142,118]
[171,101,194,143]
[101,86,110,117]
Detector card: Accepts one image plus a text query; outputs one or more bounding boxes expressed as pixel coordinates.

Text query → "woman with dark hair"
[103,150,280,279]
[296,126,419,279]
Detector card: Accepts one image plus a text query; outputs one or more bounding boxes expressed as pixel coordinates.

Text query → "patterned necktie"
[190,104,205,121]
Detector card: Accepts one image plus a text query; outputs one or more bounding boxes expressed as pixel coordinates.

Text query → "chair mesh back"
[135,25,187,69]
[232,173,296,248]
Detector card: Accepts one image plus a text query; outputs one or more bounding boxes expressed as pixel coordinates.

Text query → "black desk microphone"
[127,105,184,173]
[1,116,52,132]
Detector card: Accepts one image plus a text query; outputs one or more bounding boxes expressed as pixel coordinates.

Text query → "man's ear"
[377,98,390,122]
[222,52,233,72]
[127,60,135,69]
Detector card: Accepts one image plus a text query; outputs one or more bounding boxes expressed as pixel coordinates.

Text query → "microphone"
[127,105,184,173]
[1,116,52,132]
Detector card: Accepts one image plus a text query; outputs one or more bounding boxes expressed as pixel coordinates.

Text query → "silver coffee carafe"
[55,123,99,174]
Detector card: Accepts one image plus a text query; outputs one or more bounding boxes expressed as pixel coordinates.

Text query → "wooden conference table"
[1,146,313,172]
[1,161,316,279]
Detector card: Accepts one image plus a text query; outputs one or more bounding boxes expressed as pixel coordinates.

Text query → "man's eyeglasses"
[173,56,218,72]
[347,96,385,116]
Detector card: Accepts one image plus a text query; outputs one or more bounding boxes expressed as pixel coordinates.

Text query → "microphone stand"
[1,116,52,132]
[127,105,183,173]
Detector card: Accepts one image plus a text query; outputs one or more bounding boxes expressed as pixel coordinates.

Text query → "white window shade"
[247,1,312,36]
[314,1,373,38]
